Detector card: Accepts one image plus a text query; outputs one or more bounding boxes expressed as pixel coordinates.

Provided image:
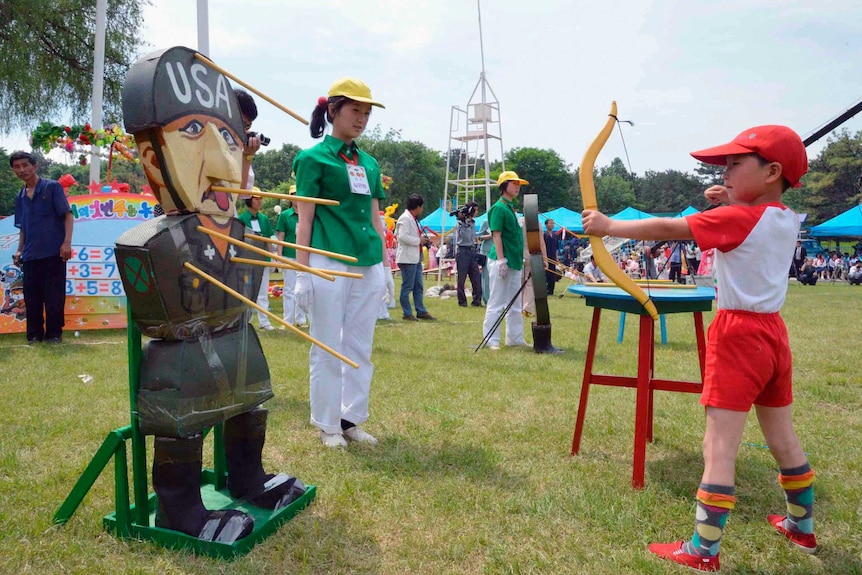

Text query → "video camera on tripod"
[450,201,479,221]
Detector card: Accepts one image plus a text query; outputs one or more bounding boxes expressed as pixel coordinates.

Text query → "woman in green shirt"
[238,194,275,330]
[275,197,308,328]
[293,78,394,448]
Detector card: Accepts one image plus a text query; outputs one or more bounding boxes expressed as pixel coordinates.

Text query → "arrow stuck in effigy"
[196,226,336,281]
[183,262,358,369]
[247,235,357,262]
[210,186,340,206]
[231,257,364,280]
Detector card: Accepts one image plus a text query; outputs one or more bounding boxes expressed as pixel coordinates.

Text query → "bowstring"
[612,115,654,310]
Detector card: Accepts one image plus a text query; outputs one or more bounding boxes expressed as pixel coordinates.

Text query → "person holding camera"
[293,78,390,448]
[481,171,529,350]
[395,194,434,321]
[235,89,270,194]
[454,201,483,307]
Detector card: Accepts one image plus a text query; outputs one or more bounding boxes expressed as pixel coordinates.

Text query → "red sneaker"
[648,541,720,572]
[767,514,818,554]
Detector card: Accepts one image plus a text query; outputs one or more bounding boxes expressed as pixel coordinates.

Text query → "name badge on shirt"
[250,220,261,233]
[346,165,371,195]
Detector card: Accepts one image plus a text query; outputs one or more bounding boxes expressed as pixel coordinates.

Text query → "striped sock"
[779,462,815,535]
[683,483,736,557]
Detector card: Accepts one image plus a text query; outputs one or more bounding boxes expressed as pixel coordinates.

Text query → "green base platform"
[55,313,315,559]
[103,472,316,560]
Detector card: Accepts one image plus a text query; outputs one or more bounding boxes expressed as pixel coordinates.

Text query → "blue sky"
[3,0,861,175]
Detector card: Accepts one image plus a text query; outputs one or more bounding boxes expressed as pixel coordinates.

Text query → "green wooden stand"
[54,309,315,559]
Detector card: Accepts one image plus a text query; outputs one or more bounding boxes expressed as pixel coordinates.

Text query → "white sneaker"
[488,345,501,351]
[320,432,348,448]
[260,325,275,331]
[343,426,378,445]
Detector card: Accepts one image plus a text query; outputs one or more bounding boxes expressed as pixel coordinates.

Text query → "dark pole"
[803,98,862,147]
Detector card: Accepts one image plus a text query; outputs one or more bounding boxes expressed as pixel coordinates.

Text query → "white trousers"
[482,259,526,347]
[308,253,384,434]
[255,266,272,329]
[281,261,307,325]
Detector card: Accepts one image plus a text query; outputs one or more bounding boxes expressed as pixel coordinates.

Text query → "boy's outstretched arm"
[582,209,694,242]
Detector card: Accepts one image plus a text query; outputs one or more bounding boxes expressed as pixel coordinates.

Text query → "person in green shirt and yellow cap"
[481,171,529,350]
[237,192,276,330]
[275,192,308,328]
[293,77,393,448]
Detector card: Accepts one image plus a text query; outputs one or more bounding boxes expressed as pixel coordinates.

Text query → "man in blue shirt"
[11,151,73,344]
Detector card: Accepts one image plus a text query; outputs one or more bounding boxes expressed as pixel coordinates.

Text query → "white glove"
[383,268,396,305]
[496,258,509,280]
[295,272,313,314]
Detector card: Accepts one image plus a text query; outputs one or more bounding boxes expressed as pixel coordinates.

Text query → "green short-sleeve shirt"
[292,135,386,266]
[275,207,298,258]
[237,209,274,261]
[487,197,523,271]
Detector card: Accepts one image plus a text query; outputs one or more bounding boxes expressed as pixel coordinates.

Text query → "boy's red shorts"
[701,309,793,411]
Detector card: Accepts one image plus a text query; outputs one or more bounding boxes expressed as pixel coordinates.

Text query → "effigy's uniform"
[116,214,271,435]
[116,46,305,543]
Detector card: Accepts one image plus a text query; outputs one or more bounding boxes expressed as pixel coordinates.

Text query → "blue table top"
[568,284,716,314]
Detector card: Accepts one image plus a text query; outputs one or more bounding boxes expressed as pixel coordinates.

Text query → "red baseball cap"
[690,125,808,187]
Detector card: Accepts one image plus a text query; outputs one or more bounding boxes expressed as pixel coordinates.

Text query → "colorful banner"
[68,192,157,222]
[0,195,152,334]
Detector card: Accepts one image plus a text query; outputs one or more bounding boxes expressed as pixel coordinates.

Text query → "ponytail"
[309,96,351,139]
[310,97,329,139]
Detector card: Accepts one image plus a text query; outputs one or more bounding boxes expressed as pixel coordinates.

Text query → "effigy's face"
[123,46,248,216]
[156,113,242,215]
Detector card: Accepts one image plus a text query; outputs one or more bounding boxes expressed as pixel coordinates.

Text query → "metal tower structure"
[441,0,506,221]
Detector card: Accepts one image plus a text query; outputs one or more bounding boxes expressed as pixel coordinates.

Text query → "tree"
[693,162,725,187]
[635,169,706,214]
[251,144,302,191]
[504,147,573,211]
[0,0,148,132]
[801,129,862,224]
[595,173,635,215]
[357,128,447,212]
[0,148,22,215]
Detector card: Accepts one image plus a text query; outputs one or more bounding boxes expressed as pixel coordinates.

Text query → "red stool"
[568,285,714,488]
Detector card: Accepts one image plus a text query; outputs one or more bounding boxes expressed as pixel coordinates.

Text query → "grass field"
[0,279,860,574]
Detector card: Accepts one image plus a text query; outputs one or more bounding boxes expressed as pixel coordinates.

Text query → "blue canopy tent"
[674,205,700,217]
[610,207,657,220]
[539,207,583,234]
[807,205,862,238]
[419,207,458,233]
[421,208,522,234]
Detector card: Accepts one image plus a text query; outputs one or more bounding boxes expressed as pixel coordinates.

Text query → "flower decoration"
[381,174,393,191]
[30,122,138,166]
[57,173,78,190]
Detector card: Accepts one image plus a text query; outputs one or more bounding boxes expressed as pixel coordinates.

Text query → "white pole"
[89,0,107,186]
[197,0,210,56]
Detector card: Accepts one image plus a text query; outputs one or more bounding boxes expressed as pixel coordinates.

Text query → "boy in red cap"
[582,125,816,572]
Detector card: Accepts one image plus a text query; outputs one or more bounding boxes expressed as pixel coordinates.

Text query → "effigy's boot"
[153,434,254,542]
[532,323,563,354]
[224,408,306,510]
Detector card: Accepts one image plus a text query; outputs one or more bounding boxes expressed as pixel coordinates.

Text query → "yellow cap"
[289,184,296,194]
[497,171,529,186]
[328,77,385,108]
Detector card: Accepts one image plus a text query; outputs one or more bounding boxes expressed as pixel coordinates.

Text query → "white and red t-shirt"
[686,203,799,313]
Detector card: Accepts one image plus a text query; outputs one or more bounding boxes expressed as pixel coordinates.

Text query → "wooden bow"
[578,102,659,320]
